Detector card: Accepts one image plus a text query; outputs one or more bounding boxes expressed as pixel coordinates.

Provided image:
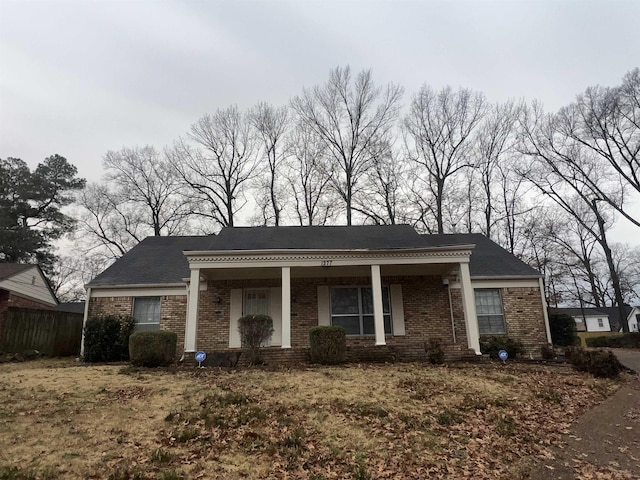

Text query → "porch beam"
[185,268,200,352]
[281,266,291,349]
[371,264,386,346]
[459,262,481,355]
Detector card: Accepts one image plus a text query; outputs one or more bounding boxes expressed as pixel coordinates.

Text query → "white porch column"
[281,267,291,349]
[371,264,386,346]
[80,287,91,357]
[459,262,481,355]
[185,268,200,352]
[539,277,553,344]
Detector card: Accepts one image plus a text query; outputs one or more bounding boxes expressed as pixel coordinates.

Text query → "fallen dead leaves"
[0,359,632,479]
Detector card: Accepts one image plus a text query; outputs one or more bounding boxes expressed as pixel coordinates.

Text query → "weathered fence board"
[1,307,83,356]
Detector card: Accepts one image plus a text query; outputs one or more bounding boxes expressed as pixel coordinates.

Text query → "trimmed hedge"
[549,312,579,346]
[129,331,177,367]
[309,326,346,364]
[585,333,640,349]
[83,315,136,362]
[564,346,623,378]
[479,335,525,359]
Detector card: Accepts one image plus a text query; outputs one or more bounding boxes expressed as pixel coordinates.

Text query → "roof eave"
[85,282,187,289]
[471,274,543,280]
[183,244,476,257]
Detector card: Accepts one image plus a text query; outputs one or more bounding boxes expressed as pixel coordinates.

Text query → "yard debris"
[0,359,633,479]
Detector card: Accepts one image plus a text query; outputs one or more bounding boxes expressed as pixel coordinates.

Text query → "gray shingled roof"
[421,233,541,278]
[88,236,213,287]
[208,225,429,250]
[87,226,541,287]
[549,307,609,317]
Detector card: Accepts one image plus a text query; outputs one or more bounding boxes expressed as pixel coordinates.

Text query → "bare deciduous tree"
[249,102,289,226]
[172,106,258,229]
[291,66,403,225]
[103,146,192,236]
[404,86,487,233]
[518,101,630,330]
[353,139,410,225]
[285,122,336,226]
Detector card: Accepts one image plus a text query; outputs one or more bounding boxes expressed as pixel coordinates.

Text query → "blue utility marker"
[195,351,206,367]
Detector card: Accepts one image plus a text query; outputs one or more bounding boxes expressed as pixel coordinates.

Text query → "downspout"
[538,278,552,344]
[80,287,91,358]
[445,278,456,343]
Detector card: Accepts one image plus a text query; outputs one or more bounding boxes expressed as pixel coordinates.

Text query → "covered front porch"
[182,245,481,360]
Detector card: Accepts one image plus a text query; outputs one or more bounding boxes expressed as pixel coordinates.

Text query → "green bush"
[129,330,177,367]
[549,312,579,346]
[565,346,623,378]
[309,326,346,364]
[425,338,445,364]
[238,314,274,365]
[585,333,640,349]
[479,335,525,359]
[83,315,136,362]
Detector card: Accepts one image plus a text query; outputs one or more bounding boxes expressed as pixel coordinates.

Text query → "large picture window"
[330,286,392,336]
[132,297,161,331]
[474,289,506,335]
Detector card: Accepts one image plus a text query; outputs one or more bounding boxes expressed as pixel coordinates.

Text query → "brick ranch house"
[82,225,552,363]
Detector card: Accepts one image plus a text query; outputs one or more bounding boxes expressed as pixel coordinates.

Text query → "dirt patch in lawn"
[0,359,632,479]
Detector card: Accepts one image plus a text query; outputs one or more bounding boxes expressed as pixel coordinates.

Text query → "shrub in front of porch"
[479,335,524,359]
[129,331,177,367]
[83,315,136,362]
[309,326,346,364]
[238,314,274,365]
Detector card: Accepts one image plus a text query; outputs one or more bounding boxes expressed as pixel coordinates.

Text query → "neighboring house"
[549,307,611,332]
[626,306,640,332]
[54,302,86,315]
[83,225,552,363]
[595,305,639,333]
[0,263,59,343]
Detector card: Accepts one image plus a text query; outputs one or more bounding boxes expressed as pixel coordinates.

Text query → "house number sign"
[321,260,332,267]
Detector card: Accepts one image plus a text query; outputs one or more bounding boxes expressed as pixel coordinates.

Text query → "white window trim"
[330,285,393,336]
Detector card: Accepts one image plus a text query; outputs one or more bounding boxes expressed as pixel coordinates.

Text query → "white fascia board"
[450,278,541,289]
[91,284,187,297]
[183,245,475,269]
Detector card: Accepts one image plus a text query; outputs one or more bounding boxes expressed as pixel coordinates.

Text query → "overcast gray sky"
[1,0,639,241]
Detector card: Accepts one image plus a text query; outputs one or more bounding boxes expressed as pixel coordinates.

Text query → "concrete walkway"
[530,349,640,479]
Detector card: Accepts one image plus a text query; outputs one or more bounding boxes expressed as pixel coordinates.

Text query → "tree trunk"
[593,200,629,332]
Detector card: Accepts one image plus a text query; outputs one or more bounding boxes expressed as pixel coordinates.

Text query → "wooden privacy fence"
[1,307,83,356]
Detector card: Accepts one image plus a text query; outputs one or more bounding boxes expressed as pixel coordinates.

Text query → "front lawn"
[0,359,624,479]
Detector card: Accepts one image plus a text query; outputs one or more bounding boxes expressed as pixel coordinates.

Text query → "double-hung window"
[132,297,161,331]
[474,289,506,335]
[330,286,392,336]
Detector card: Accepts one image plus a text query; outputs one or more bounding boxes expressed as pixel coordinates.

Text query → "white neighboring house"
[623,306,639,332]
[550,308,611,332]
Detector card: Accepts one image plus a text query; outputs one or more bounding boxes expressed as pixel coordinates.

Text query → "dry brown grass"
[0,359,626,479]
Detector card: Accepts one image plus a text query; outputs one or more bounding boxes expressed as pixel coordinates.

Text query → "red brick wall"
[87,294,187,357]
[500,287,548,355]
[86,281,549,364]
